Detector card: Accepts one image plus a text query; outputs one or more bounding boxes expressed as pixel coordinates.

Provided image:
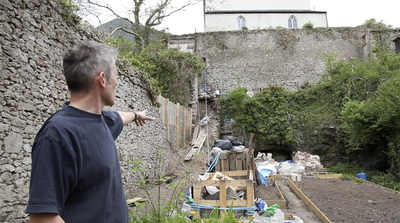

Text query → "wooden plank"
[195,179,250,187]
[246,179,254,208]
[314,173,343,179]
[288,179,332,223]
[198,200,249,207]
[126,197,147,205]
[229,152,237,171]
[184,146,197,161]
[191,125,199,145]
[194,127,207,148]
[184,127,207,160]
[175,102,180,150]
[208,170,248,178]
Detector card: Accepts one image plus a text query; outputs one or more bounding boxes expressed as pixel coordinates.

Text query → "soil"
[301,176,400,223]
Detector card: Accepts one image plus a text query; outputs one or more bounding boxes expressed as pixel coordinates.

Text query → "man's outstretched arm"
[118,111,156,126]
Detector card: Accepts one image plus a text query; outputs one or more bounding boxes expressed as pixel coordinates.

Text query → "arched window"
[288,16,298,29]
[237,16,246,30]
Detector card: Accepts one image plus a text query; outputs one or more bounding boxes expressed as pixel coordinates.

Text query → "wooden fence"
[158,95,192,150]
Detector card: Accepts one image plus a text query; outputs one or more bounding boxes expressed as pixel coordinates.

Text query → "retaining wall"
[0,1,175,222]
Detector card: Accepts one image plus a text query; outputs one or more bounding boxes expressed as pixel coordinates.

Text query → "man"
[25,41,155,222]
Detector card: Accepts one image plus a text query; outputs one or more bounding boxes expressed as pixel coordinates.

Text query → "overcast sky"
[87,0,400,35]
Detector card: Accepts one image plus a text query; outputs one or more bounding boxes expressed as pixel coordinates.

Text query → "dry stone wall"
[0,1,173,222]
[189,27,400,94]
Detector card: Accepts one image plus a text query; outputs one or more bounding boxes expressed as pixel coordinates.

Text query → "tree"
[77,0,201,49]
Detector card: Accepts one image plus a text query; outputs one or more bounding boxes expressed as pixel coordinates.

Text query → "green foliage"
[339,53,400,179]
[60,0,80,25]
[363,18,392,29]
[302,21,314,29]
[197,203,248,223]
[328,162,365,175]
[128,151,193,223]
[275,26,286,30]
[108,36,204,105]
[221,51,400,182]
[329,163,400,191]
[352,178,367,183]
[218,86,299,145]
[241,26,249,30]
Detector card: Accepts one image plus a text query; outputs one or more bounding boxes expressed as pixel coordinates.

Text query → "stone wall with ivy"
[190,27,400,94]
[0,1,176,222]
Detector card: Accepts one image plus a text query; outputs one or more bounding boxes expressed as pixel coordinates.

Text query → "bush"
[302,21,314,29]
[108,36,204,105]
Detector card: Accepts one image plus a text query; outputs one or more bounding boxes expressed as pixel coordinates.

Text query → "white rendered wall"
[206,0,312,11]
[205,13,327,32]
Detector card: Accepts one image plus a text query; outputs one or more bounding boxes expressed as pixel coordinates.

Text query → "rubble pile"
[292,151,327,173]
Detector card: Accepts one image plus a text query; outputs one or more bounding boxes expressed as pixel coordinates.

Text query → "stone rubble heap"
[292,151,327,173]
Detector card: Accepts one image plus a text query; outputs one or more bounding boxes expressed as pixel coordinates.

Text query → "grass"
[328,163,400,192]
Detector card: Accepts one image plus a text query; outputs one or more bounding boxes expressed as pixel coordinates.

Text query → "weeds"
[128,150,193,223]
[329,163,400,192]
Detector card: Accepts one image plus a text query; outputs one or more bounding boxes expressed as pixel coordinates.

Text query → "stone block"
[4,132,23,153]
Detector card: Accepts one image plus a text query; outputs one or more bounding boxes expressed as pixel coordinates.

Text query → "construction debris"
[292,151,327,173]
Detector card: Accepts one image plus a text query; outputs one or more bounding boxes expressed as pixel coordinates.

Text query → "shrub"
[302,21,314,29]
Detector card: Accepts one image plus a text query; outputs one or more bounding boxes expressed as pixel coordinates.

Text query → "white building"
[205,0,328,32]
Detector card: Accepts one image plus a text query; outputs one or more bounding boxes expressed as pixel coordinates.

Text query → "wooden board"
[191,125,200,145]
[314,173,343,179]
[184,126,207,160]
[288,179,332,223]
[126,197,147,206]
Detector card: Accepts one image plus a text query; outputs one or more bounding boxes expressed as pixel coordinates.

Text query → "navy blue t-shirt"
[26,103,129,223]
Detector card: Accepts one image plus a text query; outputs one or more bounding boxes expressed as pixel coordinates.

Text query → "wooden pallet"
[193,170,254,219]
[215,149,250,172]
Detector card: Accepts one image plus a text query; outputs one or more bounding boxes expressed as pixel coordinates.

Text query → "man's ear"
[96,72,106,88]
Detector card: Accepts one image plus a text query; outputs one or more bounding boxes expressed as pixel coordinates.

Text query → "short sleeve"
[102,111,123,139]
[26,135,78,214]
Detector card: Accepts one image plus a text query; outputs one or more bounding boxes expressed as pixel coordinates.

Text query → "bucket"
[356,173,367,181]
[291,174,301,181]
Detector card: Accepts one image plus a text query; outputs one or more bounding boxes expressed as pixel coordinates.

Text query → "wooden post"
[164,97,169,143]
[302,182,305,193]
[183,107,186,147]
[220,180,227,219]
[175,103,180,150]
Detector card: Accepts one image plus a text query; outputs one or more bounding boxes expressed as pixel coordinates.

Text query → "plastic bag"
[266,209,284,223]
[278,162,305,175]
[213,140,233,151]
[262,204,280,217]
[222,136,243,146]
[254,198,267,212]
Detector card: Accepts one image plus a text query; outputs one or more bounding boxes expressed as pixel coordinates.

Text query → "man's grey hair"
[63,41,118,94]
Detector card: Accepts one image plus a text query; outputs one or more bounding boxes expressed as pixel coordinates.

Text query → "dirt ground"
[132,148,400,222]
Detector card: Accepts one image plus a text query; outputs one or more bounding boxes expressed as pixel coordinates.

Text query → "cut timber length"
[185,125,207,160]
[288,179,332,223]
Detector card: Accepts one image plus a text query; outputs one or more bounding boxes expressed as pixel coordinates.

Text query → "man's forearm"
[118,110,156,126]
